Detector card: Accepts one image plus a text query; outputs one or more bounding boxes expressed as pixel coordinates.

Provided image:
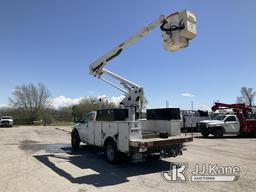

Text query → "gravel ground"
[0,126,255,192]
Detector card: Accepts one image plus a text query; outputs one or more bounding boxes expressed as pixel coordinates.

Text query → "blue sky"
[0,0,256,110]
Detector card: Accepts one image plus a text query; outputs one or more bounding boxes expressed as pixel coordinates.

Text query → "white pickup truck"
[0,116,14,127]
[71,109,193,163]
[197,114,240,137]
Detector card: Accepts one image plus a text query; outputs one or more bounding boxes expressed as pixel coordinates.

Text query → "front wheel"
[213,128,224,138]
[71,130,80,150]
[105,141,119,163]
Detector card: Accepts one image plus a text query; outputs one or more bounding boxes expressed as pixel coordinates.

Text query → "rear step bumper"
[129,135,193,161]
[129,135,193,147]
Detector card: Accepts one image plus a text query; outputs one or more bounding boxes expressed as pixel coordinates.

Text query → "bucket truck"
[197,102,256,138]
[71,10,197,163]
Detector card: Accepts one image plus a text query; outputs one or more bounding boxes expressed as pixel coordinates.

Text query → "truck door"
[78,112,95,142]
[224,116,240,133]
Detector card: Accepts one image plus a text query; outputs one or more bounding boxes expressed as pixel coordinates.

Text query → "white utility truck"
[0,116,13,127]
[72,10,197,163]
[181,110,209,132]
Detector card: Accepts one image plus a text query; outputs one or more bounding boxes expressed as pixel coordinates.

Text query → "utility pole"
[166,100,169,108]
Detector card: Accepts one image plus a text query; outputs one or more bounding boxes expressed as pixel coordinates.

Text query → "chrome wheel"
[106,143,115,162]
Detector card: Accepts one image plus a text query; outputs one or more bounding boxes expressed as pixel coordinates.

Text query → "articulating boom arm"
[211,102,252,112]
[89,15,165,77]
[88,10,197,120]
[89,15,167,120]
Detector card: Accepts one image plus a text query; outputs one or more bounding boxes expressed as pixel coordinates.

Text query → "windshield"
[212,115,226,121]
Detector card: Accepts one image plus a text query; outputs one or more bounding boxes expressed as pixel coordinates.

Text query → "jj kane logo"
[161,163,240,183]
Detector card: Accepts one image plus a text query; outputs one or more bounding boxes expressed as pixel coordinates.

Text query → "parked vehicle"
[71,108,193,163]
[0,116,13,127]
[197,102,256,137]
[181,110,209,132]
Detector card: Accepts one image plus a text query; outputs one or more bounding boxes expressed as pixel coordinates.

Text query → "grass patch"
[50,121,75,126]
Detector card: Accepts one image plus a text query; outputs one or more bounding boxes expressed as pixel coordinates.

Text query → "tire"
[201,129,210,138]
[201,131,209,138]
[71,130,80,150]
[213,128,224,138]
[105,140,119,163]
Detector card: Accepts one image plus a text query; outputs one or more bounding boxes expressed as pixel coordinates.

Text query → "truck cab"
[197,114,240,137]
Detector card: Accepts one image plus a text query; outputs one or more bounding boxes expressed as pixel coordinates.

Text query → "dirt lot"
[0,126,255,192]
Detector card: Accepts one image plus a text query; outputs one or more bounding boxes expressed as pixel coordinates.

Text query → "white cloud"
[95,95,125,105]
[50,96,84,109]
[197,104,211,111]
[108,95,125,104]
[50,95,125,109]
[181,93,195,97]
[0,104,8,108]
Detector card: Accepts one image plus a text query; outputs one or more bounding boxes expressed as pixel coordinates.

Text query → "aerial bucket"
[161,10,197,52]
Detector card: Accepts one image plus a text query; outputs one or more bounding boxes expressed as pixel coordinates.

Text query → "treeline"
[0,97,118,125]
[3,83,254,126]
[0,83,118,125]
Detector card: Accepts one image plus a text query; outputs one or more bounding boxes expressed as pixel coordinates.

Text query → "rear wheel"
[105,141,119,163]
[71,130,80,150]
[213,128,224,138]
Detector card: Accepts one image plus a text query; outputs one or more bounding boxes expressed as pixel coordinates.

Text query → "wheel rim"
[107,144,114,161]
[72,134,77,146]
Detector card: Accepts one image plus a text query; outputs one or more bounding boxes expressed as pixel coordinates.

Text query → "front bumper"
[0,121,13,127]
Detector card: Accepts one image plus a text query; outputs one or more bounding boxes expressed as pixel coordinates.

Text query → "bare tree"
[9,83,50,123]
[237,87,256,106]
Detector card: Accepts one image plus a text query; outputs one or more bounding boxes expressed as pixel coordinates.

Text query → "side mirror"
[79,119,85,123]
